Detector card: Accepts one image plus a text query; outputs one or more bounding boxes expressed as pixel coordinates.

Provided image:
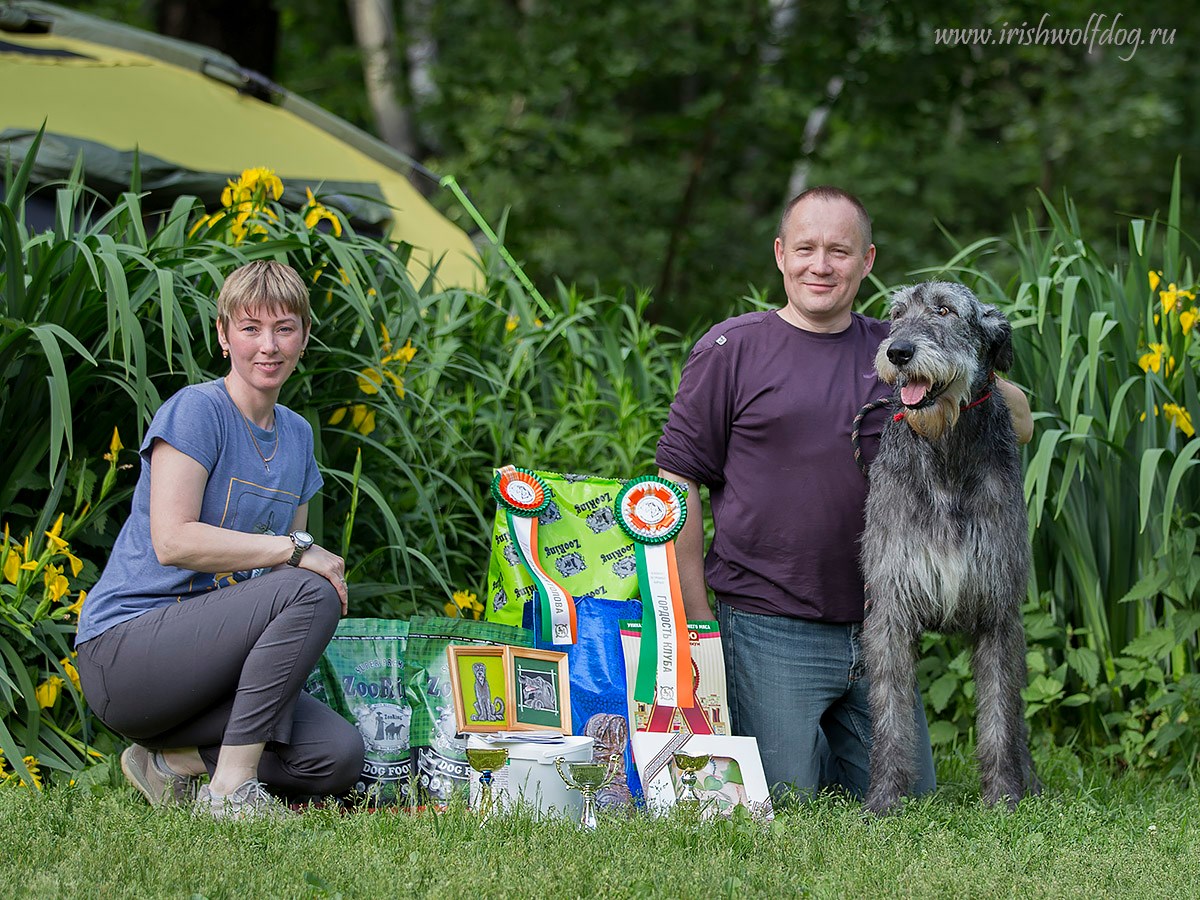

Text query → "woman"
[76,260,364,819]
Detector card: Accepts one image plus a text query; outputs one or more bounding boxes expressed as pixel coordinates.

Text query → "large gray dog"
[861,281,1038,815]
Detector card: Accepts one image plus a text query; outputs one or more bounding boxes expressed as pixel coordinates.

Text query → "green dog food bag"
[307,618,411,805]
[485,469,639,627]
[404,615,532,806]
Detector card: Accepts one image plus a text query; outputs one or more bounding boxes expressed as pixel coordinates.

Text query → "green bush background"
[1,143,1197,787]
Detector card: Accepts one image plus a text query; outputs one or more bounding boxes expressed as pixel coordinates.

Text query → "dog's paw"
[862,793,902,817]
[981,787,1024,811]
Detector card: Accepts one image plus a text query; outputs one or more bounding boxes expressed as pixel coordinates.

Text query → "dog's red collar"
[892,372,996,422]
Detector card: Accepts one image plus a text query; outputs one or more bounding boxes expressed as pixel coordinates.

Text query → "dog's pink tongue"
[900,379,930,406]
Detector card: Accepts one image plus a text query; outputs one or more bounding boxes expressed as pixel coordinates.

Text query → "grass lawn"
[1,748,1195,899]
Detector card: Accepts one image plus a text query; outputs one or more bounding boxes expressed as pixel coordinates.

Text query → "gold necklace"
[226,379,279,472]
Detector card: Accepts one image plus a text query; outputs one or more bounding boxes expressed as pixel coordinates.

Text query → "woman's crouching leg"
[210,693,366,798]
[221,567,342,747]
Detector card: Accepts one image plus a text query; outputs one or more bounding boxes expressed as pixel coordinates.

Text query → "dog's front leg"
[971,614,1033,809]
[862,601,919,815]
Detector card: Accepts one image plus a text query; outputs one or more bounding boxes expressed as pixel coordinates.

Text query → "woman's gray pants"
[76,568,364,797]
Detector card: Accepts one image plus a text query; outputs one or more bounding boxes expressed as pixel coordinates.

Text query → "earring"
[301,348,307,359]
[222,349,229,359]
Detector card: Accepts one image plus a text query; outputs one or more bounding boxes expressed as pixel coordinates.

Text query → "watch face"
[292,531,314,548]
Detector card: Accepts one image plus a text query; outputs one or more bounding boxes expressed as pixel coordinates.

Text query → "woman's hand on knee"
[298,545,348,614]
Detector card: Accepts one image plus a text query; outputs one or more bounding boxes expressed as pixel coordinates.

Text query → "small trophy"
[466,747,510,821]
[555,754,619,830]
[672,751,713,807]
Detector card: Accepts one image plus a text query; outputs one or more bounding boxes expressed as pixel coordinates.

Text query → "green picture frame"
[506,647,571,733]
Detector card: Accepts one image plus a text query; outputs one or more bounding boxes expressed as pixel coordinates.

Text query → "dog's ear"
[980,305,1014,371]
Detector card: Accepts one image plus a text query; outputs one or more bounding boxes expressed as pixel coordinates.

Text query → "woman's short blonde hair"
[217,260,311,330]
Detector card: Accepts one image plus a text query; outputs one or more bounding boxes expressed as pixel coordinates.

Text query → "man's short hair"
[217,260,311,330]
[777,186,873,250]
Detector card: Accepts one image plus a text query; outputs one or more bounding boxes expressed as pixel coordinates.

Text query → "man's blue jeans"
[717,600,937,802]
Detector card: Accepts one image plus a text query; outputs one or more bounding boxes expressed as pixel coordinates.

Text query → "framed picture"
[447,646,510,733]
[506,647,571,734]
[631,733,773,820]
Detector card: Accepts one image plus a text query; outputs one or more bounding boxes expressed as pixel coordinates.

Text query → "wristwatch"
[286,530,314,566]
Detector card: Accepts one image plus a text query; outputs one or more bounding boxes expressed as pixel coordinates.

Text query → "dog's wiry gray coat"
[861,281,1038,814]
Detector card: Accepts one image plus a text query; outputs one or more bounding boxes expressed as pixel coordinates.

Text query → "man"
[656,186,1032,800]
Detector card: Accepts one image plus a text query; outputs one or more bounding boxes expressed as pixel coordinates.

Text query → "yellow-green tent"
[0,1,481,289]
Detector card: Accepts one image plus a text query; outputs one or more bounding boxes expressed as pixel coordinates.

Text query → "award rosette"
[615,476,694,708]
[491,466,578,645]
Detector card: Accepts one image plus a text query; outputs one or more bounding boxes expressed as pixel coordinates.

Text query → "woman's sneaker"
[120,744,199,807]
[195,778,295,821]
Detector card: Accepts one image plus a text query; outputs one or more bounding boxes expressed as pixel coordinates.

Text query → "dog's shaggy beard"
[874,343,971,441]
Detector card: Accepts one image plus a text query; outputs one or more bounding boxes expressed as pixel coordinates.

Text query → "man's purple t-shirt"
[656,310,891,622]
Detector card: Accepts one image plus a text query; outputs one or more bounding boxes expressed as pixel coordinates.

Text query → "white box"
[467,734,594,818]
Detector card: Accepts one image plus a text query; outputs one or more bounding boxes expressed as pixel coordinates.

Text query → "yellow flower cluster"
[0,754,42,790]
[1140,403,1196,438]
[505,314,545,333]
[190,169,346,246]
[1138,271,1197,438]
[444,589,484,620]
[1149,270,1199,334]
[2,514,87,614]
[190,167,284,244]
[329,323,417,436]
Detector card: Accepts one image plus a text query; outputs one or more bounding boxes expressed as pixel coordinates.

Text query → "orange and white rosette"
[491,465,577,645]
[615,476,693,708]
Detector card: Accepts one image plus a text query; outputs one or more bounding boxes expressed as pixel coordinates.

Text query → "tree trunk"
[785,75,845,200]
[346,0,420,161]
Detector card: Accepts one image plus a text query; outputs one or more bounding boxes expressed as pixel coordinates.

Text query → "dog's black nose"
[887,341,915,366]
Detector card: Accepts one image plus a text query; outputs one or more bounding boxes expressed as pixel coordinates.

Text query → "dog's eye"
[933,305,953,317]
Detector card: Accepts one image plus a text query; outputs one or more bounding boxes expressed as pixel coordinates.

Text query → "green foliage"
[6,116,1200,774]
[0,445,128,789]
[0,138,686,641]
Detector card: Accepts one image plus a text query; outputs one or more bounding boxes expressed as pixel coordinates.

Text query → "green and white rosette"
[615,476,695,708]
[491,466,578,645]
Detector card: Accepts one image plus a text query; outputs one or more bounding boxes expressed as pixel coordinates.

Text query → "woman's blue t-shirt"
[76,379,323,644]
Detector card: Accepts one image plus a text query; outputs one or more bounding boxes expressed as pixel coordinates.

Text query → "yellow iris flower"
[104,427,123,462]
[2,523,20,584]
[17,756,43,790]
[64,590,86,618]
[328,404,376,436]
[43,563,70,603]
[1163,403,1196,438]
[1138,343,1175,376]
[1160,283,1198,315]
[444,589,484,620]
[60,656,81,693]
[384,340,417,367]
[1180,308,1198,333]
[35,675,63,709]
[303,187,344,237]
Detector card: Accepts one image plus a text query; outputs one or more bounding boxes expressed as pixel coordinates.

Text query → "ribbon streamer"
[492,466,577,645]
[616,477,694,708]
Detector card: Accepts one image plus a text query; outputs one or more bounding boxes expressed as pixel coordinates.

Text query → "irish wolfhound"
[861,281,1038,815]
